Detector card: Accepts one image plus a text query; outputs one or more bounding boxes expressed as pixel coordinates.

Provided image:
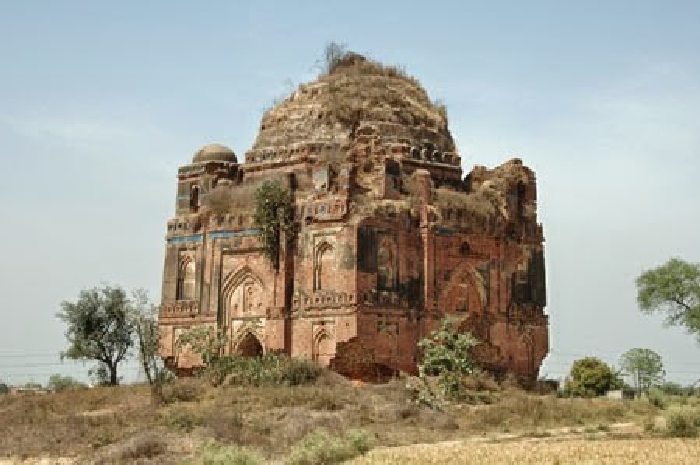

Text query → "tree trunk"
[136,325,154,385]
[108,362,119,386]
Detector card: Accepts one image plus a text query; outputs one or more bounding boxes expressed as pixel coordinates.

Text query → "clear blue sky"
[1,1,699,386]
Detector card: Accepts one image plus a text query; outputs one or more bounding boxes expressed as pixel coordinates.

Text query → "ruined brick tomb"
[158,53,548,383]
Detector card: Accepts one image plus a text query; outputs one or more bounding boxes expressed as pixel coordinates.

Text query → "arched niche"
[176,256,196,301]
[313,330,334,366]
[439,263,487,315]
[313,241,334,291]
[222,267,266,319]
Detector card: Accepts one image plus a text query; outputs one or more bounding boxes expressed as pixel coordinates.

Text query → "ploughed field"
[351,438,700,464]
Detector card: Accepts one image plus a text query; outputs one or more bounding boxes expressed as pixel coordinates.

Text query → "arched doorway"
[313,332,334,366]
[237,332,263,357]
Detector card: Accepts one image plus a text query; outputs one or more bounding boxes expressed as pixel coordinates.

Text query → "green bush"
[206,354,322,387]
[0,383,8,395]
[282,357,324,386]
[664,407,700,437]
[286,429,371,465]
[564,357,623,397]
[188,440,262,465]
[647,387,667,409]
[417,318,479,405]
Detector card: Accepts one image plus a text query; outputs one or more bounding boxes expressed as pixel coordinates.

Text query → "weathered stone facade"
[158,54,548,383]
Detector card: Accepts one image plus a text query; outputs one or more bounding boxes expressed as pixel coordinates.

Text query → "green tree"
[0,382,8,395]
[253,180,294,270]
[619,348,665,396]
[565,357,623,397]
[417,318,479,403]
[57,284,134,386]
[636,258,700,343]
[48,374,84,392]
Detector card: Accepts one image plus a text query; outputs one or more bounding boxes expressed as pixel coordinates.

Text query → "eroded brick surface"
[158,55,548,384]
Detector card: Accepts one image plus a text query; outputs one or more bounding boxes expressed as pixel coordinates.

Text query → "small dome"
[192,143,237,163]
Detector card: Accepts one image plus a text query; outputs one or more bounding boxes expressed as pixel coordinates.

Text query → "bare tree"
[131,289,168,404]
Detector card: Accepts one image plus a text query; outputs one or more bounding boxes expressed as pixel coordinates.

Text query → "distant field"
[350,438,700,465]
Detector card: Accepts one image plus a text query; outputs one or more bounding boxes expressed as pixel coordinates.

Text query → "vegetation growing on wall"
[253,180,294,270]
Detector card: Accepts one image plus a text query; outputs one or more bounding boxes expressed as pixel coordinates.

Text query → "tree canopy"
[57,285,134,386]
[619,348,665,395]
[636,258,700,343]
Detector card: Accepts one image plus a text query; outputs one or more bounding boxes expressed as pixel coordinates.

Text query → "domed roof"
[246,53,456,163]
[192,143,237,163]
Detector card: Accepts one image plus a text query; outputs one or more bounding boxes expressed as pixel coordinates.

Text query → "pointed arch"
[439,263,487,314]
[236,331,264,357]
[222,266,265,302]
[313,241,334,291]
[222,266,266,318]
[176,255,196,301]
[312,328,334,366]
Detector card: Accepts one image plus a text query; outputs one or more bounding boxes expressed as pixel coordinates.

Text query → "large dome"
[245,54,457,164]
[193,143,237,164]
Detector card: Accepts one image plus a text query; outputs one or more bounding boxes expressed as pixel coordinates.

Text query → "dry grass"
[203,176,281,216]
[0,373,681,464]
[0,384,155,458]
[349,438,700,464]
[433,187,498,221]
[255,51,455,154]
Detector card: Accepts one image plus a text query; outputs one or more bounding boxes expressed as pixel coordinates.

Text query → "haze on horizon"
[1,1,699,386]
